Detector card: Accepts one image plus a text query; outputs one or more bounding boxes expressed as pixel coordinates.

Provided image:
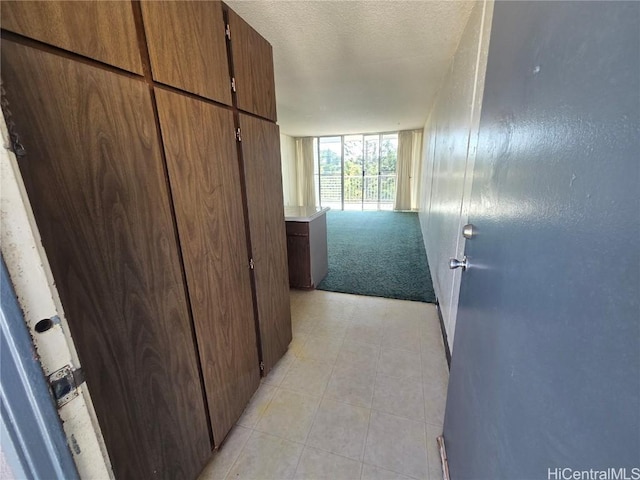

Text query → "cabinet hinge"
[236,127,242,142]
[249,258,255,270]
[48,365,85,409]
[259,361,264,372]
[231,77,237,93]
[225,23,231,40]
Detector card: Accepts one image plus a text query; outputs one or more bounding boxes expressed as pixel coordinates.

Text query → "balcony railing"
[318,174,396,209]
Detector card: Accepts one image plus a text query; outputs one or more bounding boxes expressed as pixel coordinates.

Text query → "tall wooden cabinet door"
[1,41,211,479]
[155,89,260,445]
[1,1,142,74]
[239,114,291,374]
[141,1,232,105]
[228,9,277,121]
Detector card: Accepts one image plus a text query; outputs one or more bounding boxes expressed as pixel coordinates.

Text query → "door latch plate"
[48,365,84,408]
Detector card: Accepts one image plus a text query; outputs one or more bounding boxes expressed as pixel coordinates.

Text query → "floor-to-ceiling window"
[316,132,398,210]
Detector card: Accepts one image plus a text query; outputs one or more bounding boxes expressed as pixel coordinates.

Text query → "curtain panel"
[295,137,316,207]
[394,129,423,210]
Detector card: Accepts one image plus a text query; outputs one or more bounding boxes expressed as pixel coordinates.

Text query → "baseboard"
[434,299,452,369]
[437,435,451,480]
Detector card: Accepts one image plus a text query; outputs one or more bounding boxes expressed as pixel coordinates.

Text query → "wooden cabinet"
[239,114,292,374]
[1,40,210,479]
[1,2,289,477]
[141,1,232,105]
[285,209,329,289]
[228,9,277,121]
[155,89,259,443]
[1,1,142,74]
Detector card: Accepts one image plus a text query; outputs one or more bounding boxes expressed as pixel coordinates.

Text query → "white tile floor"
[199,290,449,480]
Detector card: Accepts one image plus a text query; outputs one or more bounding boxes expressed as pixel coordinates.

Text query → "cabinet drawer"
[286,221,310,237]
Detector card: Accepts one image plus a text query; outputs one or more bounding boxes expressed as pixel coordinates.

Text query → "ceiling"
[226,0,474,137]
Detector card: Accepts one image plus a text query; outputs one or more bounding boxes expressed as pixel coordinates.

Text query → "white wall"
[280,133,298,206]
[418,0,494,352]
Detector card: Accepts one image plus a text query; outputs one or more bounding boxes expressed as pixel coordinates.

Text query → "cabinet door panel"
[229,10,277,121]
[239,114,291,373]
[156,89,259,444]
[1,1,142,74]
[1,41,210,479]
[141,1,232,105]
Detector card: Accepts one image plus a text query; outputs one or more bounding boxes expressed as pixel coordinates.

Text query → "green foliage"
[317,134,398,207]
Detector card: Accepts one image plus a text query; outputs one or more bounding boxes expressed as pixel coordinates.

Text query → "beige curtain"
[394,130,422,210]
[295,137,316,207]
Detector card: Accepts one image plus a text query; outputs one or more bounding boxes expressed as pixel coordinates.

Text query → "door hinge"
[225,23,231,40]
[48,365,84,408]
[236,127,242,142]
[231,77,237,92]
[259,361,264,372]
[249,258,254,270]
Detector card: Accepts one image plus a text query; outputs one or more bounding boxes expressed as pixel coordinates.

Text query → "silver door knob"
[462,224,476,239]
[449,256,468,270]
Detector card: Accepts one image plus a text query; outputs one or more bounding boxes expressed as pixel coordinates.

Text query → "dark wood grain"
[1,40,211,479]
[228,9,277,121]
[155,88,260,445]
[140,1,232,105]
[239,114,291,374]
[286,223,313,289]
[1,1,142,74]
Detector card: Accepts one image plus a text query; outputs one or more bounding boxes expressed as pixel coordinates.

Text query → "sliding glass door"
[318,133,398,211]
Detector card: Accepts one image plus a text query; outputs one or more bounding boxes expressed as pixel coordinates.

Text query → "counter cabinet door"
[228,9,277,121]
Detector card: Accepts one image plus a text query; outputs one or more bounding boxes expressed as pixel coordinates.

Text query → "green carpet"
[317,211,436,303]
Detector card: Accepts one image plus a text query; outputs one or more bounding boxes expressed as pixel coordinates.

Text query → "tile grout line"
[361,331,384,479]
[291,301,349,477]
[221,424,254,480]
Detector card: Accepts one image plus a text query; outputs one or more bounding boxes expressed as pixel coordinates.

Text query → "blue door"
[444,2,640,478]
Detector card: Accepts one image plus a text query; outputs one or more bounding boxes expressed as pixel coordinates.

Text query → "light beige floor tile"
[377,348,422,380]
[335,341,379,376]
[422,357,449,394]
[225,430,303,480]
[424,386,447,427]
[293,446,362,480]
[363,411,428,480]
[382,326,422,353]
[289,334,310,359]
[361,463,415,480]
[237,383,277,428]
[198,425,251,480]
[292,314,317,337]
[280,357,333,396]
[310,316,351,339]
[307,398,370,460]
[422,367,449,398]
[262,351,295,387]
[425,424,444,480]
[344,322,384,347]
[349,305,388,325]
[421,347,448,374]
[254,388,320,443]
[298,334,343,364]
[324,365,376,408]
[373,374,425,421]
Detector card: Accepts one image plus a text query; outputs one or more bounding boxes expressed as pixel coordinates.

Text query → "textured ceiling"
[226,1,474,137]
